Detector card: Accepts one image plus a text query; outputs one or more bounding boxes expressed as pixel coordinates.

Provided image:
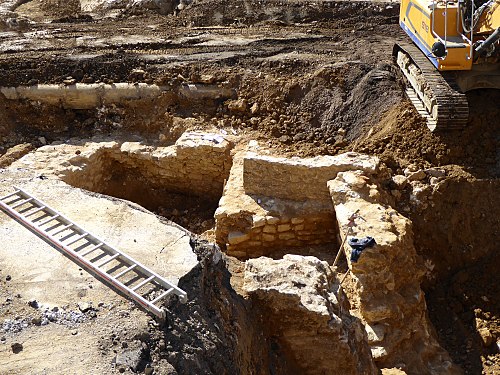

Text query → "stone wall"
[215,149,379,258]
[243,151,378,201]
[328,170,461,374]
[21,131,234,200]
[224,212,337,259]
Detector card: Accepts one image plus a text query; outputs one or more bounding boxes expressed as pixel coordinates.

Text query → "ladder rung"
[96,253,120,268]
[36,214,60,227]
[51,223,73,235]
[63,233,88,246]
[131,275,155,291]
[0,190,21,201]
[114,264,137,279]
[10,198,33,209]
[80,243,104,257]
[24,206,46,217]
[151,288,174,304]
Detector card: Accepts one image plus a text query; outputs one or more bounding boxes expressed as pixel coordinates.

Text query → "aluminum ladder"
[0,187,187,319]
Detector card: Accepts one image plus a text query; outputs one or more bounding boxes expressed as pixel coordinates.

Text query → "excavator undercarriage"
[394,42,470,131]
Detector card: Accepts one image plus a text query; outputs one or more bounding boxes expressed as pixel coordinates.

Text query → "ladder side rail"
[12,188,187,301]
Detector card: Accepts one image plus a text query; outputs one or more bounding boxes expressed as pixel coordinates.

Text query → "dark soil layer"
[427,249,500,375]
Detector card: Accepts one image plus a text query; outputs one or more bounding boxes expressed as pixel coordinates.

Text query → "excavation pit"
[1,0,499,373]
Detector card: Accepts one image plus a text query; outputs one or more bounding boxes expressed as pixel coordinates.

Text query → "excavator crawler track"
[393,42,469,132]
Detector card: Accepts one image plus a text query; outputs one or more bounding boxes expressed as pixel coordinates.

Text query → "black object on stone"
[348,236,376,263]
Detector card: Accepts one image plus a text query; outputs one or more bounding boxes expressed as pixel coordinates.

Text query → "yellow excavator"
[394,0,500,131]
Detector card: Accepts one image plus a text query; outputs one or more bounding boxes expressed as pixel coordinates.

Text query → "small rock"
[227,99,248,113]
[424,168,445,178]
[371,345,388,359]
[158,339,166,351]
[403,164,418,176]
[392,175,407,189]
[6,275,11,281]
[429,177,439,186]
[115,348,144,372]
[38,137,47,145]
[279,135,291,144]
[11,342,23,354]
[199,74,215,84]
[478,327,493,347]
[28,300,39,309]
[31,317,42,326]
[250,103,259,114]
[71,330,78,335]
[78,302,92,313]
[407,170,426,181]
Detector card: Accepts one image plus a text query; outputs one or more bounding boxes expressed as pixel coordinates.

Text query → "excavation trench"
[2,124,499,374]
[1,82,499,375]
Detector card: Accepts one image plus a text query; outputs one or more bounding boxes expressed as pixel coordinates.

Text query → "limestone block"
[278,232,295,240]
[277,224,291,232]
[120,142,153,157]
[291,218,305,224]
[263,225,277,234]
[243,255,377,375]
[262,234,275,242]
[252,215,266,228]
[243,151,379,201]
[294,224,305,231]
[175,131,233,157]
[247,241,262,247]
[266,216,280,225]
[227,231,250,245]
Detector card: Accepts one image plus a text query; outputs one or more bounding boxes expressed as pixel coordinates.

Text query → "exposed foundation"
[5,130,475,374]
[215,149,379,259]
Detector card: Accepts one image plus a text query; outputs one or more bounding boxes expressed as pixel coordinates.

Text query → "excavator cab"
[394,0,500,131]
